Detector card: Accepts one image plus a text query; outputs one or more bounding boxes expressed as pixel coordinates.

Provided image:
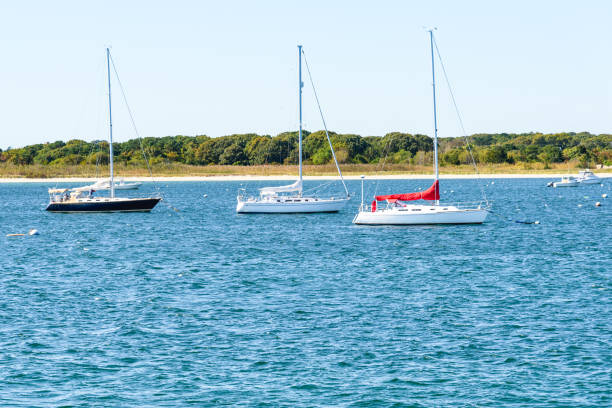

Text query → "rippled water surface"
[1,178,610,406]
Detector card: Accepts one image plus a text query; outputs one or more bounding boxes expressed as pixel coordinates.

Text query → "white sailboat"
[353,30,488,225]
[236,45,350,213]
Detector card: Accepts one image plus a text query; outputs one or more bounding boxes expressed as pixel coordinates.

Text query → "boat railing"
[358,200,491,212]
[237,188,248,201]
[444,200,491,210]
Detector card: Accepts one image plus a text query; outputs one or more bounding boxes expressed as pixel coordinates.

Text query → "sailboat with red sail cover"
[352,30,488,225]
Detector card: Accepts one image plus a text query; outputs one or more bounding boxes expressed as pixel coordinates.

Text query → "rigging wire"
[301,49,350,198]
[370,133,396,199]
[431,35,489,207]
[95,141,101,178]
[109,52,183,215]
[302,178,336,195]
[108,54,158,191]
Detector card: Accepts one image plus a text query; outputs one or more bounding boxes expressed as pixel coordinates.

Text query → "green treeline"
[1,131,611,168]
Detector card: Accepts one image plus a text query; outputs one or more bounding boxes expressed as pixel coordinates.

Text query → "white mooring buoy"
[595,202,601,207]
[7,229,39,237]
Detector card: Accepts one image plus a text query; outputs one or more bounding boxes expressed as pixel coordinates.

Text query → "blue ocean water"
[0,178,610,406]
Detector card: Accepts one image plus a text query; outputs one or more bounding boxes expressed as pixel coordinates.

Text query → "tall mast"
[106,48,115,198]
[298,44,303,195]
[429,30,439,204]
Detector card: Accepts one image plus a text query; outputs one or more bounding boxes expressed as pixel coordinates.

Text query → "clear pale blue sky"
[1,0,610,148]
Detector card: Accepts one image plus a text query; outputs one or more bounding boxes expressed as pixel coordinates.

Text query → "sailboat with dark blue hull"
[46,48,161,213]
[46,192,160,213]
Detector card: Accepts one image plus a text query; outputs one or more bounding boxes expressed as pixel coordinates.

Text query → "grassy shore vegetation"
[1,131,610,177]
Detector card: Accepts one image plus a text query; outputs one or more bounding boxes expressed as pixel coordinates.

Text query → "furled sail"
[375,180,440,202]
[259,179,303,195]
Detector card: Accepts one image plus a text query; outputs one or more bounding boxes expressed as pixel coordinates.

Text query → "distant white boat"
[577,169,602,184]
[80,178,142,191]
[553,176,579,187]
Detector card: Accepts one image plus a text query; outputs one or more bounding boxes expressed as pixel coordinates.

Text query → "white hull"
[353,205,488,225]
[553,181,578,187]
[577,170,601,184]
[113,183,142,190]
[578,178,601,185]
[79,180,142,191]
[93,182,142,190]
[237,197,349,213]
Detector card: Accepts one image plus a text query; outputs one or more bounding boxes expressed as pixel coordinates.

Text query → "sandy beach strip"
[1,173,610,183]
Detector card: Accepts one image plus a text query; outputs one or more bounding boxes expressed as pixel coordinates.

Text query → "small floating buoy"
[491,181,495,185]
[535,221,540,224]
[203,194,208,198]
[603,194,608,198]
[578,204,583,208]
[595,202,601,207]
[7,229,39,237]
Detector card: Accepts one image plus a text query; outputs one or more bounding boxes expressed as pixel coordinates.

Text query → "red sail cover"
[376,180,440,202]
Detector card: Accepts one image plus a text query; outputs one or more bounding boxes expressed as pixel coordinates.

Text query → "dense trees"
[439,132,611,167]
[1,131,610,168]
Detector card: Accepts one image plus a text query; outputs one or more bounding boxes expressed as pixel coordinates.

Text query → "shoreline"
[1,173,610,183]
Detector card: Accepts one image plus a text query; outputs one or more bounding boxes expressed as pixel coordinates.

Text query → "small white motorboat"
[80,178,142,191]
[102,178,142,190]
[576,169,602,184]
[553,176,579,187]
